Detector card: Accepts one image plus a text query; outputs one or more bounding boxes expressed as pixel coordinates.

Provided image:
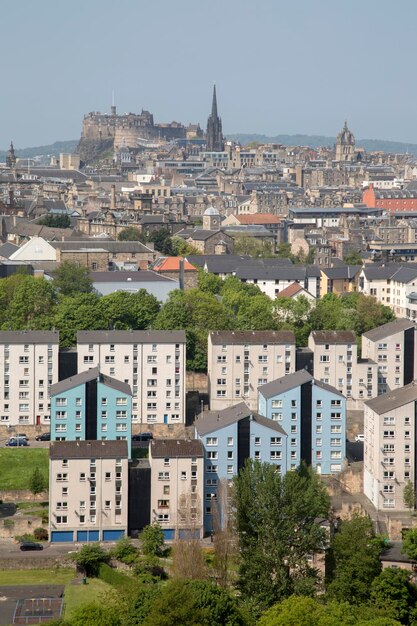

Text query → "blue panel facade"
[311,385,346,475]
[102,530,125,541]
[250,420,288,473]
[51,531,74,542]
[97,381,131,458]
[51,384,86,442]
[162,529,175,540]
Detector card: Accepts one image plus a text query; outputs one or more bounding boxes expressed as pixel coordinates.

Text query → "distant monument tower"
[206,84,224,152]
[111,90,116,116]
[335,121,355,161]
[6,141,16,168]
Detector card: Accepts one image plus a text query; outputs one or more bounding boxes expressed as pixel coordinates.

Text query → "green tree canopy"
[53,292,107,348]
[233,235,274,258]
[402,528,417,561]
[53,261,93,296]
[140,523,164,557]
[3,276,57,329]
[326,514,384,604]
[71,543,109,576]
[370,567,417,623]
[117,226,147,242]
[29,467,47,494]
[37,214,71,229]
[234,461,330,614]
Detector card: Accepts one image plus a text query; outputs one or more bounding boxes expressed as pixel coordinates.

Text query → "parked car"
[16,433,28,441]
[355,434,365,443]
[6,437,29,447]
[132,432,153,442]
[35,432,51,441]
[20,542,43,551]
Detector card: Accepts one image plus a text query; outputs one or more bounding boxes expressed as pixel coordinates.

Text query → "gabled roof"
[77,329,186,344]
[258,369,344,399]
[50,439,128,460]
[0,330,59,344]
[50,367,132,397]
[0,241,19,258]
[150,439,203,458]
[276,283,305,298]
[365,381,417,414]
[321,265,361,280]
[195,402,287,437]
[363,319,415,342]
[152,256,197,272]
[234,213,282,225]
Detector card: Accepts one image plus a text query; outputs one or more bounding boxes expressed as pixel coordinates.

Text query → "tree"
[233,235,274,258]
[326,514,384,604]
[37,214,71,229]
[53,262,93,296]
[53,293,107,348]
[148,228,174,255]
[171,236,200,256]
[71,543,110,576]
[62,602,121,626]
[402,528,417,561]
[142,579,208,626]
[118,227,147,242]
[273,296,312,346]
[234,461,330,614]
[370,567,417,623]
[4,276,57,329]
[197,270,223,295]
[343,250,363,265]
[184,580,247,626]
[171,536,207,580]
[112,537,139,565]
[140,523,164,557]
[403,481,416,513]
[29,467,46,494]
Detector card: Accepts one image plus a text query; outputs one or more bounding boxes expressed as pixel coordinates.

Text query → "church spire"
[206,84,224,152]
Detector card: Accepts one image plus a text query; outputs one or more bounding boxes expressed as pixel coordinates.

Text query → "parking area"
[0,586,64,625]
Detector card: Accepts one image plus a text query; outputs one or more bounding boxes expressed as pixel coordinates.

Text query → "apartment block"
[362,319,417,395]
[364,383,417,511]
[49,440,128,543]
[77,331,186,426]
[308,330,377,402]
[149,439,204,540]
[208,331,296,411]
[0,330,59,427]
[194,402,287,533]
[258,370,346,475]
[50,368,132,457]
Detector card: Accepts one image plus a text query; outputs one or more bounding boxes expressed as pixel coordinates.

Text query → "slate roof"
[50,439,128,460]
[0,241,19,258]
[210,330,295,345]
[258,369,343,398]
[321,265,362,279]
[50,367,132,397]
[90,270,176,283]
[194,402,287,437]
[235,265,307,281]
[365,381,417,414]
[0,330,59,344]
[51,240,154,254]
[310,330,356,344]
[150,439,203,458]
[77,330,186,344]
[363,319,415,342]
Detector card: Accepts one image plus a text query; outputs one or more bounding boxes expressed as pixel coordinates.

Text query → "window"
[207,465,218,473]
[216,390,226,397]
[207,451,218,460]
[206,437,218,446]
[158,472,170,481]
[227,437,234,446]
[271,399,283,408]
[56,473,68,482]
[320,355,329,362]
[56,516,68,524]
[56,398,67,406]
[227,451,233,459]
[227,465,234,474]
[101,398,107,406]
[316,400,322,408]
[84,356,93,364]
[270,451,282,460]
[116,397,127,405]
[80,473,86,481]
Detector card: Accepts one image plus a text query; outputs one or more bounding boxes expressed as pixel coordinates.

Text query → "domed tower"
[335,121,355,161]
[203,206,221,231]
[6,141,16,168]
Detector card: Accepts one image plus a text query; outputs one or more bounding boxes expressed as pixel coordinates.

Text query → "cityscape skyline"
[2,0,417,146]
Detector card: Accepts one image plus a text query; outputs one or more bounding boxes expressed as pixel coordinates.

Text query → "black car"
[35,432,51,441]
[20,542,43,551]
[132,432,153,442]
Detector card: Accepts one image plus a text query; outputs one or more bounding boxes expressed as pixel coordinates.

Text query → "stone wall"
[186,372,208,393]
[0,515,46,539]
[0,557,75,570]
[0,490,47,503]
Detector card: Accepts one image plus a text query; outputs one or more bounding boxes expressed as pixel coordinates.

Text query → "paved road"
[0,538,121,560]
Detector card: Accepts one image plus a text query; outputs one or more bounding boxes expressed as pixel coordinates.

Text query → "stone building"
[206,85,224,152]
[335,121,356,162]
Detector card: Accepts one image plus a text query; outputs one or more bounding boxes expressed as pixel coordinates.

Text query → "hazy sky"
[2,0,417,147]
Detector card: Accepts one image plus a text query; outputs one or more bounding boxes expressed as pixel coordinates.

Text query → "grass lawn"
[0,448,49,490]
[0,568,74,585]
[64,579,115,618]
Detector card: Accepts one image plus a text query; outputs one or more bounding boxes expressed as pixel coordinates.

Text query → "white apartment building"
[359,264,417,320]
[0,330,59,427]
[364,383,417,511]
[149,439,204,540]
[49,440,129,542]
[362,319,417,395]
[308,330,378,402]
[208,331,296,411]
[77,331,186,426]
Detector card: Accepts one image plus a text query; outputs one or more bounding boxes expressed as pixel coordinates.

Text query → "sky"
[1,0,417,147]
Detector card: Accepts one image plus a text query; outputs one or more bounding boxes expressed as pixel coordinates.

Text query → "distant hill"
[2,133,417,160]
[0,140,79,160]
[226,134,417,156]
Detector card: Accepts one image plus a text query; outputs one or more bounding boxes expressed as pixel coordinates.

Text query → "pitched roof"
[0,241,19,258]
[0,330,59,344]
[90,270,176,283]
[77,330,186,344]
[310,330,356,344]
[51,240,154,254]
[321,265,361,279]
[209,330,295,345]
[152,257,197,272]
[50,439,128,460]
[235,213,282,225]
[258,369,344,398]
[365,381,417,414]
[276,283,305,298]
[150,439,203,458]
[363,319,415,342]
[50,367,132,397]
[195,402,287,437]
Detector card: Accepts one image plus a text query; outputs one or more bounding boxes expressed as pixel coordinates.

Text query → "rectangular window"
[206,437,218,446]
